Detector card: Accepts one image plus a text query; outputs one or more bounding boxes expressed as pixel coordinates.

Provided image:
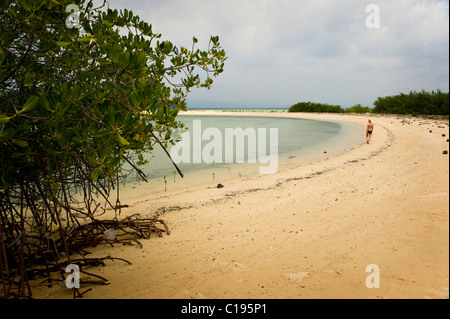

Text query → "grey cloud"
[106,0,448,108]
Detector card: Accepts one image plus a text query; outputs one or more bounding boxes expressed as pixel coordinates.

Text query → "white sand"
[33,111,449,299]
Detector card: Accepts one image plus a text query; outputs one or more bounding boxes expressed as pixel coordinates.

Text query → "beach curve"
[33,111,449,299]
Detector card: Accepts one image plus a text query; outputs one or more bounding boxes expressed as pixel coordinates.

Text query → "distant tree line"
[372,90,449,115]
[288,90,449,115]
[288,101,344,113]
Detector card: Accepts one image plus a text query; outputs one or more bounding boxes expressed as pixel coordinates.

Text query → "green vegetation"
[288,90,449,116]
[288,101,344,113]
[373,90,449,115]
[0,0,226,298]
[288,102,371,114]
[345,104,372,114]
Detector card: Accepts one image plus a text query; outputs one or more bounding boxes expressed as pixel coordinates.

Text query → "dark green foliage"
[288,90,448,115]
[288,102,371,114]
[345,104,372,114]
[373,90,449,115]
[288,101,344,113]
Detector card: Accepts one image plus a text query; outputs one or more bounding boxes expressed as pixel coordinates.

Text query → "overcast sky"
[107,0,449,109]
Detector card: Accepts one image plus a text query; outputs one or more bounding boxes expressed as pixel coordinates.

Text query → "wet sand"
[33,111,449,299]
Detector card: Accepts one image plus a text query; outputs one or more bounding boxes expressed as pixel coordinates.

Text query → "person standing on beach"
[366,119,373,144]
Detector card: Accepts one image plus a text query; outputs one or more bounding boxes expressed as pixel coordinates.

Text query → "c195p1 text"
[225,303,266,314]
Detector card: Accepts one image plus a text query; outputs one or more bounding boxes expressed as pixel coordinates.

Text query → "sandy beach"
[33,111,449,299]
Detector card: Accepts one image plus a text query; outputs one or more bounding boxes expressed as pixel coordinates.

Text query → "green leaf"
[107,156,120,166]
[11,153,26,159]
[38,94,52,112]
[56,41,71,47]
[77,36,93,43]
[117,134,130,146]
[87,156,100,166]
[0,128,15,140]
[95,129,112,138]
[91,168,101,181]
[19,96,38,114]
[55,134,65,148]
[18,0,31,11]
[0,114,12,125]
[129,93,140,108]
[12,139,28,148]
[103,20,114,28]
[211,36,219,45]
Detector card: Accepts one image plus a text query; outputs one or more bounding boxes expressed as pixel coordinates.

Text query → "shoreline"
[33,111,449,299]
[113,110,367,207]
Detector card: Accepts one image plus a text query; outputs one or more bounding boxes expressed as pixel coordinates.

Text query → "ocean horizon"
[186,106,289,111]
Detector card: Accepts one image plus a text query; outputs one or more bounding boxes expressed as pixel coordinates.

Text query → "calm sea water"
[129,114,364,181]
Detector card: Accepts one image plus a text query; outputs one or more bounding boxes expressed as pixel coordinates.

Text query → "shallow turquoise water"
[132,114,364,180]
